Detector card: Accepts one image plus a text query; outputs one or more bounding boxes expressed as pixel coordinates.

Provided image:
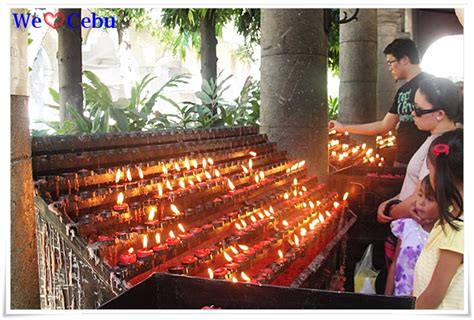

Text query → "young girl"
[413,129,463,309]
[385,176,438,296]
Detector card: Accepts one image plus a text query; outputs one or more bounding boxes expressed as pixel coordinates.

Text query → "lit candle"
[152,233,168,260]
[136,235,153,261]
[166,230,181,248]
[144,206,159,228]
[223,251,239,272]
[119,247,137,266]
[112,192,129,213]
[275,249,287,265]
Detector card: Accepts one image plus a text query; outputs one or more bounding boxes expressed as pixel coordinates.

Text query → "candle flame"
[155,233,160,244]
[196,175,202,183]
[319,213,325,223]
[117,192,124,205]
[214,169,221,177]
[250,216,257,223]
[293,189,298,197]
[249,151,257,157]
[165,179,173,191]
[254,174,260,184]
[208,268,214,279]
[126,168,132,182]
[294,235,300,247]
[344,131,349,136]
[138,167,144,179]
[326,210,332,217]
[238,244,249,251]
[184,157,190,170]
[207,157,214,166]
[241,272,251,282]
[269,206,275,214]
[174,162,180,172]
[148,207,156,221]
[278,250,283,259]
[143,235,148,249]
[248,159,253,170]
[178,178,186,189]
[241,165,249,174]
[128,247,134,254]
[284,192,289,200]
[161,164,168,175]
[241,220,247,228]
[205,171,212,180]
[282,220,289,227]
[300,228,307,237]
[170,204,181,216]
[178,223,185,233]
[302,186,307,192]
[309,201,315,209]
[309,223,315,231]
[235,223,242,230]
[157,182,163,197]
[188,178,194,186]
[230,246,239,255]
[259,171,265,180]
[169,230,176,239]
[227,178,235,191]
[312,218,319,226]
[316,200,321,206]
[298,160,305,168]
[232,276,238,283]
[258,212,264,219]
[115,169,122,183]
[202,158,207,169]
[333,201,340,209]
[223,251,233,262]
[293,178,298,186]
[191,159,198,169]
[263,210,271,217]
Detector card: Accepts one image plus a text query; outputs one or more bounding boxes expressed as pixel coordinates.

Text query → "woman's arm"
[415,249,463,309]
[385,239,401,295]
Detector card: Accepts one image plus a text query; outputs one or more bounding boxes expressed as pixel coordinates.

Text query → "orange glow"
[343,192,349,201]
[344,131,349,136]
[161,164,168,175]
[157,182,163,197]
[232,276,238,283]
[300,228,307,237]
[208,158,214,166]
[227,178,235,191]
[174,162,180,172]
[223,251,233,262]
[143,235,148,249]
[293,178,298,186]
[148,207,156,221]
[250,216,257,223]
[178,223,185,233]
[191,159,198,169]
[117,192,124,205]
[248,159,253,170]
[155,233,161,244]
[128,247,134,254]
[312,218,319,226]
[205,171,212,180]
[179,178,186,189]
[126,168,132,182]
[208,268,214,279]
[202,158,207,169]
[282,220,289,227]
[214,169,221,177]
[241,272,251,282]
[238,244,249,251]
[115,169,122,183]
[184,157,190,170]
[230,246,239,255]
[333,201,340,209]
[309,223,315,231]
[249,151,257,157]
[170,204,181,216]
[138,167,144,179]
[259,171,265,180]
[241,165,249,174]
[169,230,176,239]
[316,200,321,206]
[278,250,284,259]
[165,179,173,191]
[235,222,242,230]
[293,189,298,197]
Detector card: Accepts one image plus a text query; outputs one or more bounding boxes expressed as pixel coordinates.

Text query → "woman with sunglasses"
[377,77,463,224]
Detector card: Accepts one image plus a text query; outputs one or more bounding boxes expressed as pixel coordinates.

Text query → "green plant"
[328,95,339,120]
[224,77,260,126]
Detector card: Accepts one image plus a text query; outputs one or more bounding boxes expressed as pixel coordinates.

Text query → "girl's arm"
[385,239,401,295]
[415,249,463,309]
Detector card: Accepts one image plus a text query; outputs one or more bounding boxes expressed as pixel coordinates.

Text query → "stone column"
[10,8,40,309]
[260,9,328,180]
[377,9,401,119]
[338,9,377,143]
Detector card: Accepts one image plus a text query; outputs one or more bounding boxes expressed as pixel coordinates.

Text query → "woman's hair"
[427,129,463,230]
[418,77,463,121]
[420,175,436,201]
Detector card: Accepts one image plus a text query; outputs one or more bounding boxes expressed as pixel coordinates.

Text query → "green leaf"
[112,98,130,110]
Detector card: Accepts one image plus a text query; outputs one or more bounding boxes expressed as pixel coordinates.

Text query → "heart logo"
[43,12,65,29]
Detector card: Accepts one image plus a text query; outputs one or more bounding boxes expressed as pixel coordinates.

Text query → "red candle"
[213,267,228,279]
[166,230,181,247]
[202,224,214,233]
[136,235,153,260]
[195,248,211,260]
[119,248,137,266]
[181,255,198,268]
[112,192,128,213]
[190,227,203,237]
[233,254,247,264]
[224,262,240,272]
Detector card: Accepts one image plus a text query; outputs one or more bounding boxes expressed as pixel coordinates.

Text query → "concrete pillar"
[377,9,401,119]
[338,9,377,143]
[10,9,40,309]
[261,9,328,180]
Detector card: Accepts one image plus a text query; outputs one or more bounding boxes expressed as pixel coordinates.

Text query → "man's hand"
[377,199,394,224]
[328,120,345,132]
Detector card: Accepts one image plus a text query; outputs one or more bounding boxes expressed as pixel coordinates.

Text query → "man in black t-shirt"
[329,38,431,166]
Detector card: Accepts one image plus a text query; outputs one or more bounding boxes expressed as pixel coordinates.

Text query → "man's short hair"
[383,38,420,65]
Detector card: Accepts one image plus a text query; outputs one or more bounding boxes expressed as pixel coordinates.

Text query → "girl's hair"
[418,77,463,121]
[420,175,436,200]
[427,129,463,230]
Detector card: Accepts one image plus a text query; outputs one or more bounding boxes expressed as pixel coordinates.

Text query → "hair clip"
[433,144,450,157]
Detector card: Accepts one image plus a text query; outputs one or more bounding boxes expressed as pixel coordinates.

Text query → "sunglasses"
[413,105,439,117]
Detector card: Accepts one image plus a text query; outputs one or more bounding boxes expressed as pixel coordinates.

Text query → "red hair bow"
[433,144,450,157]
